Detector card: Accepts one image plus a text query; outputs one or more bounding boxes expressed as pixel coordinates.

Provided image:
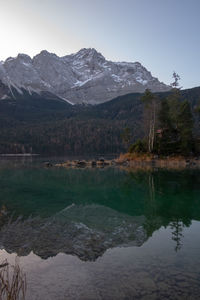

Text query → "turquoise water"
[0,157,200,299]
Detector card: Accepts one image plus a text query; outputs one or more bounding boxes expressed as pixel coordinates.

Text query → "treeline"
[128,74,200,156]
[0,119,128,155]
[0,93,142,155]
[0,83,200,155]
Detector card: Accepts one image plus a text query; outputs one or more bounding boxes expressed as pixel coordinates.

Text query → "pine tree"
[156,72,194,156]
[121,127,131,150]
[177,100,194,155]
[168,72,182,130]
[157,99,175,154]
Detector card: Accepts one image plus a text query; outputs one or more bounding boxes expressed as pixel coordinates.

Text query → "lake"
[0,157,200,299]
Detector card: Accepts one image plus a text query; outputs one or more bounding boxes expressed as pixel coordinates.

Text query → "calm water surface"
[0,157,200,299]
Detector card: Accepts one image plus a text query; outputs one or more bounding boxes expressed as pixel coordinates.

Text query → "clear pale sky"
[0,0,199,88]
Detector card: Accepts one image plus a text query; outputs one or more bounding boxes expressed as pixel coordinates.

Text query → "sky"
[0,0,199,89]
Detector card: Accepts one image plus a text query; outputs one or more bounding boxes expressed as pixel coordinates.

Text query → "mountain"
[0,48,170,104]
[0,73,74,107]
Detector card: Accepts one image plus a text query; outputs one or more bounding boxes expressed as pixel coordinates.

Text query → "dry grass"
[116,153,200,170]
[0,259,26,300]
[116,152,153,163]
[116,153,194,163]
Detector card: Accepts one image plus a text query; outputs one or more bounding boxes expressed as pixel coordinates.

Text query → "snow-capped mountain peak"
[0,48,170,104]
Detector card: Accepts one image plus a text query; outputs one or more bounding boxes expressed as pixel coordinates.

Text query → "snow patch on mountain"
[0,48,170,104]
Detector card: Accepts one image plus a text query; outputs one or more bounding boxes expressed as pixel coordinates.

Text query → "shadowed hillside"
[0,87,200,155]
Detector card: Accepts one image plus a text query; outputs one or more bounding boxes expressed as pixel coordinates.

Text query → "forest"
[0,83,200,156]
[127,74,200,156]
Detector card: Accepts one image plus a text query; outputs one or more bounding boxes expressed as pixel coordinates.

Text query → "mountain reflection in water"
[0,164,200,260]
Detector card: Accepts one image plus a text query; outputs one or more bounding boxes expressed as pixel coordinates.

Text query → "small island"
[55,76,200,171]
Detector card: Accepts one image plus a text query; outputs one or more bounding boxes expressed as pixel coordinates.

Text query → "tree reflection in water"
[0,165,200,259]
[126,168,199,252]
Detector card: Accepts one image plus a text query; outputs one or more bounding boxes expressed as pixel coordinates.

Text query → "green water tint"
[0,165,199,220]
[0,163,200,252]
[1,161,200,299]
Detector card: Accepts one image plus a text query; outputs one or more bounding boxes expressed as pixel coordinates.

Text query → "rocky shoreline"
[52,155,200,170]
[53,158,115,168]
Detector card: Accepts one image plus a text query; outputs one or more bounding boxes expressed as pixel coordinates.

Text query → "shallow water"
[0,157,200,299]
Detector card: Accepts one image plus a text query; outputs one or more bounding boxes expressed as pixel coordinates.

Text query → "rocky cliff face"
[0,48,170,104]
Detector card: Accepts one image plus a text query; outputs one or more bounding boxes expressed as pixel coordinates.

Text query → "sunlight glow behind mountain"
[0,0,200,89]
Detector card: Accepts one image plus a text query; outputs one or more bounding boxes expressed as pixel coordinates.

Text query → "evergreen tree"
[168,72,182,130]
[157,99,194,156]
[157,99,176,154]
[170,72,181,89]
[159,99,171,130]
[158,73,194,156]
[177,100,194,155]
[121,127,131,150]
